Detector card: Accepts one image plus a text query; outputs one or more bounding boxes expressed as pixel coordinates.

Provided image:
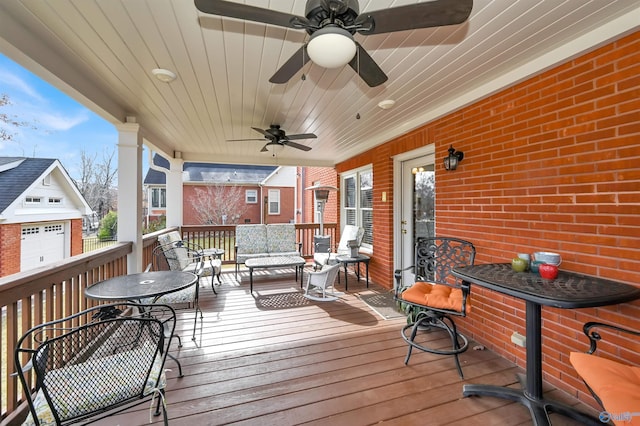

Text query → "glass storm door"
[400,155,435,286]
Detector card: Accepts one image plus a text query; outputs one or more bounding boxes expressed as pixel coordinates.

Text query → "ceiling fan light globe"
[307,27,356,69]
[265,143,285,154]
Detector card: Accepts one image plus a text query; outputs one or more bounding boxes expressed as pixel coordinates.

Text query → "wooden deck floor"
[99,266,599,426]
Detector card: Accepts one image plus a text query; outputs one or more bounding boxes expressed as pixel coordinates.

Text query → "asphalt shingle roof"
[0,157,56,213]
[143,154,277,185]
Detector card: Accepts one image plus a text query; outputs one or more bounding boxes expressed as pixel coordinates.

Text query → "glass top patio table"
[84,271,198,302]
[452,263,640,426]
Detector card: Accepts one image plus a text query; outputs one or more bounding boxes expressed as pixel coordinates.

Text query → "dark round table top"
[84,271,197,301]
[452,263,640,309]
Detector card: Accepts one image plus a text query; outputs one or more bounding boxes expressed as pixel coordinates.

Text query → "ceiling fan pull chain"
[356,48,361,120]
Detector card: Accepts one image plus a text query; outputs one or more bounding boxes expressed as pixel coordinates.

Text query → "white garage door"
[21,223,66,271]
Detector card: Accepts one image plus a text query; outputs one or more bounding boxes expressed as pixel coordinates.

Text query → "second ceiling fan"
[195,0,473,87]
[229,125,316,153]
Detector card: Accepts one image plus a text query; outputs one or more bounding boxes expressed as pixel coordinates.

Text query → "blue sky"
[0,53,133,180]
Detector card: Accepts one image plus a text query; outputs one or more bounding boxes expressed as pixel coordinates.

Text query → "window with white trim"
[150,188,166,208]
[246,189,258,204]
[268,189,280,215]
[48,197,62,205]
[342,167,373,249]
[25,196,42,205]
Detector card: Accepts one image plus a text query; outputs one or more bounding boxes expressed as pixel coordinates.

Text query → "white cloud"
[38,110,91,131]
[0,70,44,102]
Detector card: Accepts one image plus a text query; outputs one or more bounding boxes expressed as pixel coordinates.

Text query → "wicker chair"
[394,237,476,378]
[14,303,176,425]
[304,263,342,301]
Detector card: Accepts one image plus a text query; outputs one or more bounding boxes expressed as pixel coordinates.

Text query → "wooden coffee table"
[244,256,306,292]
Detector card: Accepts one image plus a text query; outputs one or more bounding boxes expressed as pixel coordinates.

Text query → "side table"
[202,248,223,292]
[335,254,370,291]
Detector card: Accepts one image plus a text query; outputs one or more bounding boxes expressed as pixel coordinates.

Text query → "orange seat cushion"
[401,281,470,314]
[570,352,640,425]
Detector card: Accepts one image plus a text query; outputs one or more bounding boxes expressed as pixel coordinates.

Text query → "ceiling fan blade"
[194,0,308,29]
[349,43,388,87]
[285,133,317,141]
[251,127,271,137]
[356,0,473,35]
[260,144,270,152]
[269,46,311,84]
[284,141,312,152]
[227,138,264,142]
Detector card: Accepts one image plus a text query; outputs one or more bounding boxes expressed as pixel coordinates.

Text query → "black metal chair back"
[15,303,175,425]
[395,237,476,378]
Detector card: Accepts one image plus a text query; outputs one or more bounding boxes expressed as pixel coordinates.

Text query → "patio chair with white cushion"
[157,230,222,289]
[14,302,175,426]
[313,225,364,270]
[143,241,204,343]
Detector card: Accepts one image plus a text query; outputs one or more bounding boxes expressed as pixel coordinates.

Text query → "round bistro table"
[85,271,198,302]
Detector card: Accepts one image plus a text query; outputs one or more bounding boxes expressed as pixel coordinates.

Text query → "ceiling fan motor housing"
[266,124,286,140]
[305,0,360,33]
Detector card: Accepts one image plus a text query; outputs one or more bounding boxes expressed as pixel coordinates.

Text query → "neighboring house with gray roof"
[144,155,299,225]
[0,157,92,277]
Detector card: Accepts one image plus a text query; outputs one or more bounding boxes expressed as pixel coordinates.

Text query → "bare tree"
[95,149,117,217]
[0,94,35,142]
[190,184,249,225]
[73,148,117,219]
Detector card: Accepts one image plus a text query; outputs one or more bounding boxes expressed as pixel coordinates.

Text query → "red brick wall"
[303,167,339,224]
[70,219,82,256]
[0,224,21,276]
[264,186,295,224]
[336,31,640,408]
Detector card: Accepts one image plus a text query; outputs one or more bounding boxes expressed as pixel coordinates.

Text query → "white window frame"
[268,189,280,215]
[150,187,166,208]
[48,197,62,205]
[341,166,373,252]
[246,189,258,204]
[25,196,42,205]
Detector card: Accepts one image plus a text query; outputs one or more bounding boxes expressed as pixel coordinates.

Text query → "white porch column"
[116,121,143,273]
[165,156,184,228]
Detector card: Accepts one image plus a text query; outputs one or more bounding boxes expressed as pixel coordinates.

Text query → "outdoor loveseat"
[234,224,302,279]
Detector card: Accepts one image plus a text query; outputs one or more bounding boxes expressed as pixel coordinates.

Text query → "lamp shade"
[307,26,356,69]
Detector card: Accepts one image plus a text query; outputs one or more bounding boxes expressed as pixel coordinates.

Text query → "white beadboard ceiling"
[0,1,638,167]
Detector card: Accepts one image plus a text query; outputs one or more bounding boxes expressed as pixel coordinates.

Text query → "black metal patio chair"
[14,302,176,425]
[144,240,205,343]
[394,237,476,378]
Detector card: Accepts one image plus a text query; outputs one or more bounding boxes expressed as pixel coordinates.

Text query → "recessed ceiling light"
[152,68,177,83]
[378,99,396,110]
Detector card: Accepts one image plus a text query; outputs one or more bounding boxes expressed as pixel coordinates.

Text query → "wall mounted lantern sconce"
[444,145,464,171]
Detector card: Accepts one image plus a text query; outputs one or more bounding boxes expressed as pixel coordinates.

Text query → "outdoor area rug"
[356,291,406,320]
